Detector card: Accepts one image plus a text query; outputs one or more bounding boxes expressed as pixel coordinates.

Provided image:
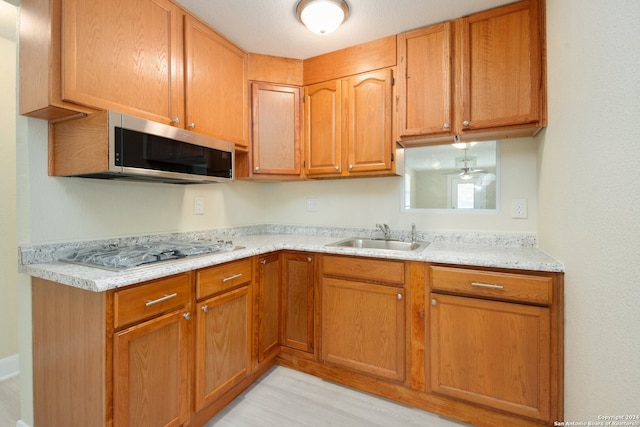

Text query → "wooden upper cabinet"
[21,0,185,123]
[21,0,249,145]
[250,82,302,177]
[304,80,343,177]
[397,0,546,144]
[456,0,544,136]
[397,23,453,139]
[343,69,394,174]
[184,15,248,146]
[304,69,395,178]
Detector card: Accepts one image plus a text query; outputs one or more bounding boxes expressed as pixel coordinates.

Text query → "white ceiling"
[176,0,514,59]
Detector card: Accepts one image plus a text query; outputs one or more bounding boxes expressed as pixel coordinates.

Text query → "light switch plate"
[194,197,205,215]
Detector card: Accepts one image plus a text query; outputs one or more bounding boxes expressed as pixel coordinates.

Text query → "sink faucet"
[376,223,391,240]
[411,223,417,243]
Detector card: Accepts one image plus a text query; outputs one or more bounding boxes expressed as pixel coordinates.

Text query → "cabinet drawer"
[196,258,252,299]
[322,255,404,285]
[114,273,191,329]
[430,266,552,305]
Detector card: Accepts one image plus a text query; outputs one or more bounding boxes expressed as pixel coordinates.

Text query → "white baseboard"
[0,354,19,381]
[17,420,31,427]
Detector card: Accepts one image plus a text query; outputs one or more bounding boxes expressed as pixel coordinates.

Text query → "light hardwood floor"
[0,375,20,427]
[0,368,473,427]
[206,367,473,427]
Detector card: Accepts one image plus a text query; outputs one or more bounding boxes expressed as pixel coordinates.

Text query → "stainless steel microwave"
[51,111,234,184]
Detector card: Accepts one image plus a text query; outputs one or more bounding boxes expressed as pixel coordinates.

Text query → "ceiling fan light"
[297,0,349,35]
[452,141,478,150]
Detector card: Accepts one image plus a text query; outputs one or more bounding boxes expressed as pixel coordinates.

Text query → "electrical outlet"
[194,197,205,215]
[306,198,319,212]
[511,198,528,218]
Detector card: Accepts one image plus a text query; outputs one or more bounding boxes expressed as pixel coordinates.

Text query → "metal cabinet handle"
[222,273,243,282]
[462,120,470,127]
[444,122,450,129]
[349,164,353,170]
[334,165,339,171]
[307,257,312,262]
[255,166,260,172]
[171,117,180,125]
[471,282,504,289]
[397,293,403,300]
[145,293,177,307]
[183,312,191,320]
[431,299,437,306]
[201,305,209,313]
[261,259,267,265]
[188,122,196,129]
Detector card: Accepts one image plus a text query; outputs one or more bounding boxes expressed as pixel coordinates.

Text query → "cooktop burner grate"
[59,240,236,271]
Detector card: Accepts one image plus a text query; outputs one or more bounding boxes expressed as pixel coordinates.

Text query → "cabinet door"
[184,15,248,146]
[429,293,550,420]
[62,0,184,126]
[343,69,394,174]
[194,286,251,411]
[304,80,342,176]
[113,310,190,427]
[256,253,281,362]
[321,277,405,382]
[281,253,314,353]
[397,23,453,138]
[456,0,543,133]
[251,83,302,176]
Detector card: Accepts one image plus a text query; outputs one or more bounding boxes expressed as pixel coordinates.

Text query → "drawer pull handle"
[222,273,243,282]
[471,282,504,290]
[145,293,178,307]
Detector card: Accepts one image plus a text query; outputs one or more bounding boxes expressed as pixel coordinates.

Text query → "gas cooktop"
[59,240,237,271]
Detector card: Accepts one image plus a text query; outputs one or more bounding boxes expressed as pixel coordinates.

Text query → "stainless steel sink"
[326,238,429,252]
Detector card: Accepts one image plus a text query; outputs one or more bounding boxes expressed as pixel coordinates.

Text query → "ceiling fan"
[443,148,488,180]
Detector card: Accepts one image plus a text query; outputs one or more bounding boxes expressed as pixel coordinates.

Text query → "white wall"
[0,0,18,369]
[20,121,269,244]
[263,137,538,234]
[539,0,640,421]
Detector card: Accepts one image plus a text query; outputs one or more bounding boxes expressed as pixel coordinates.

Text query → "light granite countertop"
[18,226,564,292]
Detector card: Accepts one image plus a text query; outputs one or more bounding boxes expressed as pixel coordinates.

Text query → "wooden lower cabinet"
[430,293,551,420]
[256,253,281,364]
[113,310,191,427]
[31,253,562,427]
[281,252,315,353]
[321,277,405,382]
[427,265,563,424]
[320,255,406,382]
[194,286,251,411]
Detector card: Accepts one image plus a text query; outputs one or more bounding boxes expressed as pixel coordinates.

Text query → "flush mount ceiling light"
[296,0,350,35]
